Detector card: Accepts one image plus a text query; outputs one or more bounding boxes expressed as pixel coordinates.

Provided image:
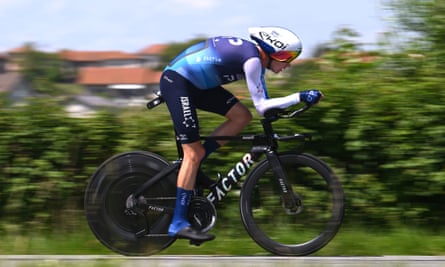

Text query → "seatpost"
[260,117,278,150]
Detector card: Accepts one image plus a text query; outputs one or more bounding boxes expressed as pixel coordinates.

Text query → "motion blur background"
[0,0,444,256]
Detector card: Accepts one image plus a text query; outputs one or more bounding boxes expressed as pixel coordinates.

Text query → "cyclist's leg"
[211,102,252,145]
[169,142,215,241]
[160,71,214,241]
[197,87,252,148]
[194,88,252,187]
[177,141,205,189]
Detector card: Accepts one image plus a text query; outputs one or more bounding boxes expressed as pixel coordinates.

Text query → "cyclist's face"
[269,60,291,74]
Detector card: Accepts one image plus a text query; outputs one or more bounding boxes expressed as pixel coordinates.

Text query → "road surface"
[1,255,445,267]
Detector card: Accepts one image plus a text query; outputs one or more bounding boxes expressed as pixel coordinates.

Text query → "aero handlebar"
[147,91,312,121]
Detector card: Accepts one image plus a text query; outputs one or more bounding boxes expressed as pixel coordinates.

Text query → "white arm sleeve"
[243,58,301,116]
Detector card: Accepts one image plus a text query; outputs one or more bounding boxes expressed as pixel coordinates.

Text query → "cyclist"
[159,26,323,242]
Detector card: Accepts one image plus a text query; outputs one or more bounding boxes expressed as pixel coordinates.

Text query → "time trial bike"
[84,94,345,256]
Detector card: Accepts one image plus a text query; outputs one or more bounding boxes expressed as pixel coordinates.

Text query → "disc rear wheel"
[84,151,177,256]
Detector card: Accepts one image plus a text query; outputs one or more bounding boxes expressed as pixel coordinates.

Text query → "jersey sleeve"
[243,58,301,116]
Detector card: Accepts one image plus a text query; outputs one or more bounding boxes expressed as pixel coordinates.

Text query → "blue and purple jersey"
[164,36,262,89]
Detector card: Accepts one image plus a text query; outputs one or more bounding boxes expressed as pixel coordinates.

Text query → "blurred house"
[1,44,168,117]
[4,46,29,72]
[0,53,6,73]
[65,95,116,118]
[137,44,168,68]
[0,53,34,102]
[60,50,144,68]
[59,50,144,82]
[64,66,162,117]
[59,44,167,79]
[77,66,162,98]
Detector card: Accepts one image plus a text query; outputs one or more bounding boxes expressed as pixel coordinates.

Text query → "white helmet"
[249,26,302,63]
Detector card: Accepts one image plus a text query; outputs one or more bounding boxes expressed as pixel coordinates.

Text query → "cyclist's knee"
[182,142,205,164]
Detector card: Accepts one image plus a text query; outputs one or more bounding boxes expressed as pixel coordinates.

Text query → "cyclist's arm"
[243,58,300,116]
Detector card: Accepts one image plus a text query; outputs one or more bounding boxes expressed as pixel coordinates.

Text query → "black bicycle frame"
[205,145,260,203]
[129,116,308,208]
[204,139,304,206]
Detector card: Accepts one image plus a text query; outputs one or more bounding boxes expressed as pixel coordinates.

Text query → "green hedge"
[286,52,445,228]
[0,98,122,233]
[1,52,444,234]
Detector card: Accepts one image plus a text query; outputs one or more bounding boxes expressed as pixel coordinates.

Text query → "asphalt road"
[1,256,445,267]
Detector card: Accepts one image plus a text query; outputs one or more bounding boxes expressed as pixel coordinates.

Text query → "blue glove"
[299,90,323,105]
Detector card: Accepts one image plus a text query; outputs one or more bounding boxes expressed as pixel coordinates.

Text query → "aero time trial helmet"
[249,26,302,63]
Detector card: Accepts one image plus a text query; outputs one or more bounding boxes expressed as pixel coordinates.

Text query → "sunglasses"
[270,50,300,63]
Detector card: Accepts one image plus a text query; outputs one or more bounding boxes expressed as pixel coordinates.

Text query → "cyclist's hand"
[299,90,323,105]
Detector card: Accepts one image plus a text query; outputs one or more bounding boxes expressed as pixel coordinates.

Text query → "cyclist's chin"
[269,68,281,74]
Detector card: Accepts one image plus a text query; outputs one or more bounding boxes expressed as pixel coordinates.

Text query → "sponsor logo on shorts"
[226,96,236,105]
[180,96,197,128]
[177,134,189,142]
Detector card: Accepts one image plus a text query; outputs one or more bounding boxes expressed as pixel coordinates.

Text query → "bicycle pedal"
[189,239,203,246]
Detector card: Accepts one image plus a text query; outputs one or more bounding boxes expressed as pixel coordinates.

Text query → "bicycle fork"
[265,151,303,215]
[204,148,302,215]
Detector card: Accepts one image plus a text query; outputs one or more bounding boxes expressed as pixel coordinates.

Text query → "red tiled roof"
[8,46,30,54]
[138,44,168,55]
[77,67,162,85]
[60,50,139,62]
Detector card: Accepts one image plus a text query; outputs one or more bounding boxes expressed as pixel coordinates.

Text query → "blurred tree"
[311,43,333,58]
[385,0,445,71]
[387,0,445,46]
[19,43,63,95]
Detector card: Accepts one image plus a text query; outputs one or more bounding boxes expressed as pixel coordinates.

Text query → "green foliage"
[0,98,122,233]
[19,43,64,95]
[1,0,444,239]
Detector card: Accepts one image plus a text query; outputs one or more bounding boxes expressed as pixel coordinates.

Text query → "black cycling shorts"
[159,70,239,144]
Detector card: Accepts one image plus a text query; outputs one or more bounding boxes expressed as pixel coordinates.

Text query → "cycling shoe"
[176,226,215,242]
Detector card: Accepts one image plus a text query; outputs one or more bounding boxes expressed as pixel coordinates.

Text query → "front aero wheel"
[240,152,344,256]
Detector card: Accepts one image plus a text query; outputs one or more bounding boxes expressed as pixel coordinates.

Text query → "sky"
[0,0,390,58]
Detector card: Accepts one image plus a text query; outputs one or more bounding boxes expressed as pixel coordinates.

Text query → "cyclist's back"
[164,36,259,89]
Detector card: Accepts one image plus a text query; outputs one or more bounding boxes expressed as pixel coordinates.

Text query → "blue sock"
[168,187,193,236]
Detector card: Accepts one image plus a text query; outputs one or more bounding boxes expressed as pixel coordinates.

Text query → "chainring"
[188,196,217,233]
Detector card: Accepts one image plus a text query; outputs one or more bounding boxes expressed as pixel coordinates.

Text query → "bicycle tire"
[84,151,177,256]
[240,152,344,256]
